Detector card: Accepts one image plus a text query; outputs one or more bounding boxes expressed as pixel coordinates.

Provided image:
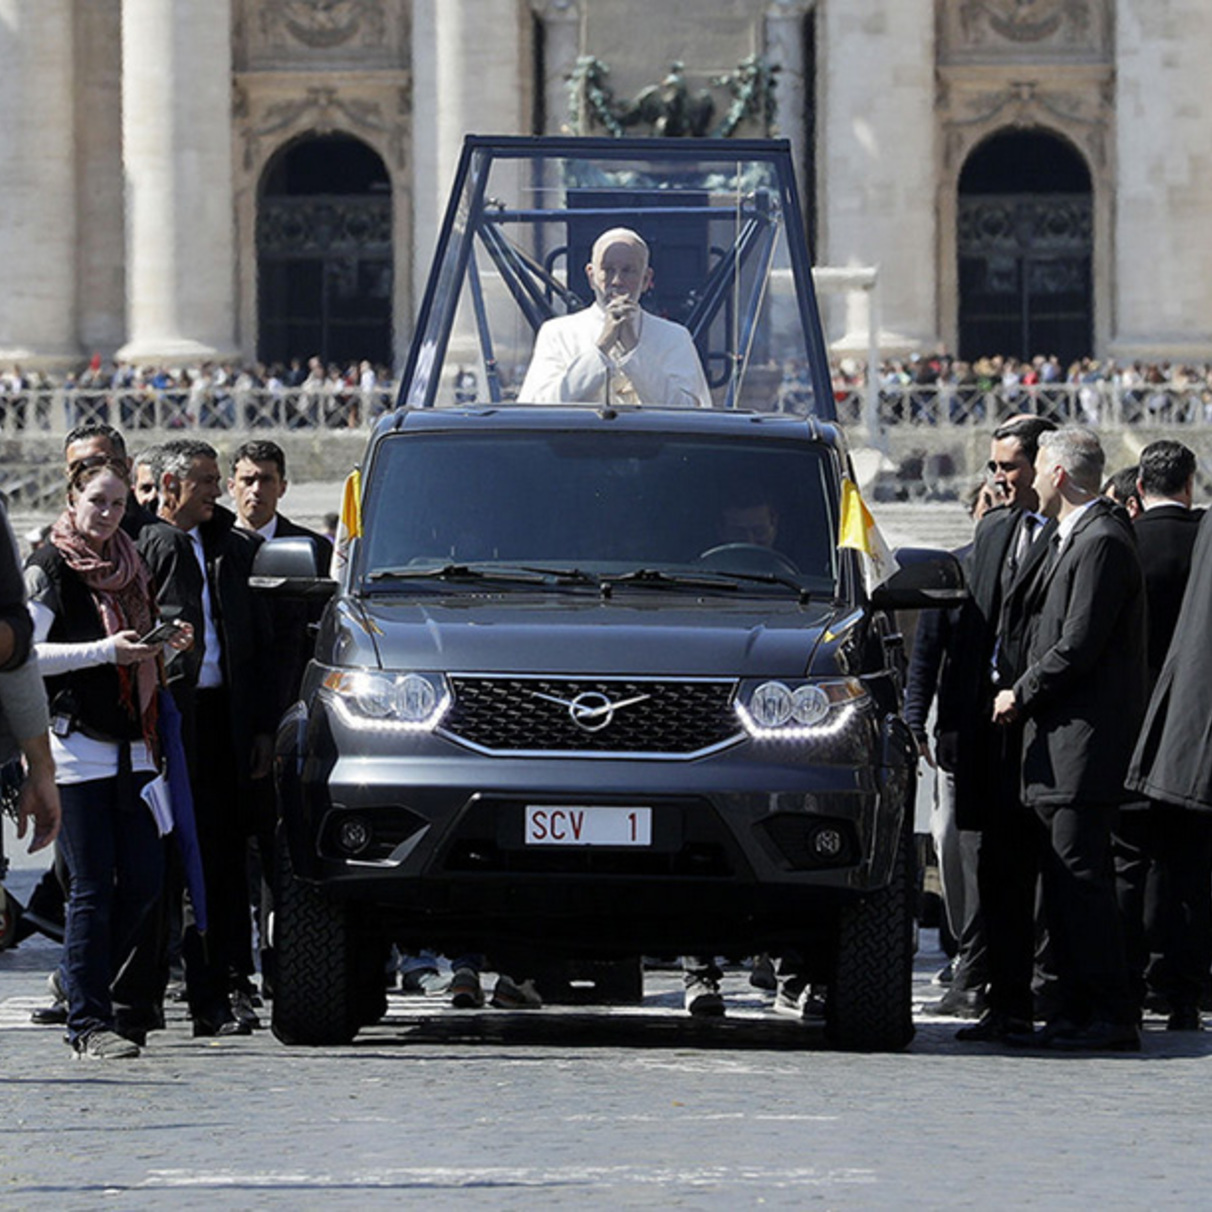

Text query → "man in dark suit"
[1115,440,1208,1029]
[228,439,332,996]
[993,427,1146,1050]
[949,415,1057,1043]
[138,438,277,1036]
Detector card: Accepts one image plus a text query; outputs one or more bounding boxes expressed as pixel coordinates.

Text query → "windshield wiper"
[367,562,549,586]
[707,569,816,601]
[600,567,813,602]
[516,565,600,586]
[598,568,741,596]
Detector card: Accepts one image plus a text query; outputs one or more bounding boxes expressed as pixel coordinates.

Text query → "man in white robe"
[518,227,712,408]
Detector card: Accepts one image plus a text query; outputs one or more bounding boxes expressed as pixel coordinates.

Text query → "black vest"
[29,546,144,742]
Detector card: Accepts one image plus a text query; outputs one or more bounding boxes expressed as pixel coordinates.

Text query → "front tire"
[271,836,358,1046]
[825,822,915,1052]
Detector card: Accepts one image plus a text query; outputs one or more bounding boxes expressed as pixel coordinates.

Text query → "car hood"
[334,594,847,678]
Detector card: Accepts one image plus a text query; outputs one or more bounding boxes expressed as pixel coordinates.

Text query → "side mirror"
[870,547,967,611]
[250,536,337,601]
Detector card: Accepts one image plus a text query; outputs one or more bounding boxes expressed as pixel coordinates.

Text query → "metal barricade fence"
[833,380,1212,430]
[1,380,1211,438]
[0,385,400,437]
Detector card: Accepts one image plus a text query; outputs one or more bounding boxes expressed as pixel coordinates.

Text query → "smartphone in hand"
[137,619,186,645]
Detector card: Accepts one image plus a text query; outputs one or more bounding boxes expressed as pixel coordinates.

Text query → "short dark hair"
[64,422,127,459]
[1103,465,1141,510]
[232,439,287,479]
[1138,440,1196,498]
[991,415,1058,464]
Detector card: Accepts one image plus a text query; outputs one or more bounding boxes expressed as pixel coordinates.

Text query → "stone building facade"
[0,0,1205,373]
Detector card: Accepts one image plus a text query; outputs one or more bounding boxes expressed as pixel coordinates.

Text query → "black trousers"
[1115,802,1212,1011]
[1038,801,1134,1026]
[975,724,1041,1023]
[183,687,255,1021]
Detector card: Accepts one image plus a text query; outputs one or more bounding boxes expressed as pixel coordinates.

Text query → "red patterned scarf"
[50,511,159,754]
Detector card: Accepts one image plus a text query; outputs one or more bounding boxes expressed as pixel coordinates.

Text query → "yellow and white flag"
[838,478,899,594]
[329,468,362,579]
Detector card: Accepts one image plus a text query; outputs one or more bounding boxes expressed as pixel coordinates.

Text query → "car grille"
[440,676,741,756]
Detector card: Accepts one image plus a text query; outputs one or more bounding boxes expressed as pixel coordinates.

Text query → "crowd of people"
[827,352,1212,427]
[0,426,330,1057]
[0,356,397,433]
[906,422,1212,1050]
[4,348,1212,436]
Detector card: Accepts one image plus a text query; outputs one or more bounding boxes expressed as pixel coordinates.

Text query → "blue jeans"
[57,774,163,1044]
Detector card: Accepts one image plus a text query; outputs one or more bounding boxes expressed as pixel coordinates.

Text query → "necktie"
[1012,513,1038,571]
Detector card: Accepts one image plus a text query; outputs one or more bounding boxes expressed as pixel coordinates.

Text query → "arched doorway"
[257,134,392,369]
[957,130,1092,365]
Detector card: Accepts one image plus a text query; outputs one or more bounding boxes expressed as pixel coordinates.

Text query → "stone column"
[410,0,528,315]
[75,0,125,357]
[0,0,79,367]
[764,0,814,208]
[817,0,937,354]
[532,0,581,134]
[1110,0,1212,361]
[118,0,237,363]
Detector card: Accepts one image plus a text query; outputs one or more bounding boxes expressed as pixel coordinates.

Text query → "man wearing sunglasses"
[947,414,1059,1044]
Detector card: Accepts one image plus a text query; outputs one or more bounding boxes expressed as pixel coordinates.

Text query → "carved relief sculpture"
[259,0,386,50]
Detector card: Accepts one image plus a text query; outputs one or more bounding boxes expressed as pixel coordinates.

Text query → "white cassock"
[518,304,713,408]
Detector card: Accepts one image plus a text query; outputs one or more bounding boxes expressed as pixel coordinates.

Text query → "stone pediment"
[234,0,407,70]
[939,0,1112,65]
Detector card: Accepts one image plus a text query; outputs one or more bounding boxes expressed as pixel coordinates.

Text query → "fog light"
[812,826,845,860]
[337,816,372,856]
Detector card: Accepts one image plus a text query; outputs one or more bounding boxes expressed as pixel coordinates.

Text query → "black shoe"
[921,986,987,1019]
[1141,989,1171,1016]
[192,1012,253,1038]
[1044,1019,1141,1052]
[229,988,262,1030]
[1166,1005,1203,1032]
[955,1010,1032,1043]
[1004,1016,1082,1048]
[30,970,67,1025]
[30,1002,68,1025]
[748,954,777,992]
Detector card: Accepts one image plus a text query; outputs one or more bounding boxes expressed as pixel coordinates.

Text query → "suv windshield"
[400,137,831,417]
[359,429,839,595]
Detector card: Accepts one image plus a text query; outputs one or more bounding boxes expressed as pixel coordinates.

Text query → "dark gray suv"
[256,137,962,1051]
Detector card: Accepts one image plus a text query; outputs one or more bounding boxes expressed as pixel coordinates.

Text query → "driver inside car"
[518,227,713,409]
[719,499,779,547]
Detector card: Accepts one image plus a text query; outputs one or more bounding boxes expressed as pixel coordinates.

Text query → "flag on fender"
[838,478,899,594]
[329,468,362,579]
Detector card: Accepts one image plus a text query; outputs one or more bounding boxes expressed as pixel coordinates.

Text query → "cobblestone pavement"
[4,845,1212,1211]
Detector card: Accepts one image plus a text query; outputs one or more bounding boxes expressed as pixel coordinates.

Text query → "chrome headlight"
[322,670,450,733]
[736,677,867,740]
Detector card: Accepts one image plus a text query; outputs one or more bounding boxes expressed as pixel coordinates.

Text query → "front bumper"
[275,699,914,955]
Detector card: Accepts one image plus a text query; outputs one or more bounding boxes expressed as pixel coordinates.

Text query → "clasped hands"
[597,299,640,358]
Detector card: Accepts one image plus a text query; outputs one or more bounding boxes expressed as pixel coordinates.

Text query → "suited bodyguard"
[1114,441,1209,1029]
[993,427,1147,1051]
[948,415,1057,1043]
[227,439,331,995]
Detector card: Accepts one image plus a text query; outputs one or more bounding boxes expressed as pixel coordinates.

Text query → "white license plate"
[524,805,652,847]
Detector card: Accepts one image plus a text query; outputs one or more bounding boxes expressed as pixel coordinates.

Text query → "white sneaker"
[491,975,543,1010]
[74,1029,141,1060]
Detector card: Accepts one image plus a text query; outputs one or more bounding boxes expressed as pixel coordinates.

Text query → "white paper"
[140,773,174,838]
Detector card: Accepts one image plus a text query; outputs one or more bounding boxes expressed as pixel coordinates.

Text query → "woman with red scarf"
[25,456,188,1059]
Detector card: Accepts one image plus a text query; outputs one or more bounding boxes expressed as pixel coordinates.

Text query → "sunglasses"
[67,454,130,486]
